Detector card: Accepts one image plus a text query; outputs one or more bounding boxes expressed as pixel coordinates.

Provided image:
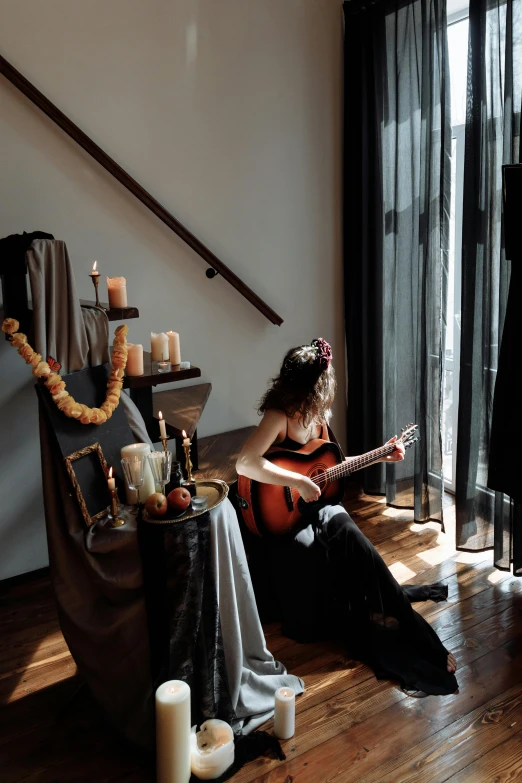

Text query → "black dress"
[242,428,458,696]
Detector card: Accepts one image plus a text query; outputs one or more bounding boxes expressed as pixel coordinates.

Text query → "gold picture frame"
[64,442,109,528]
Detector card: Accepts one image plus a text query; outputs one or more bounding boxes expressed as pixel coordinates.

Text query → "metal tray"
[141,480,229,525]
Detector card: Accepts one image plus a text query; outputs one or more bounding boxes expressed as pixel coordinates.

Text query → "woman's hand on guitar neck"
[382,435,405,462]
[297,476,322,503]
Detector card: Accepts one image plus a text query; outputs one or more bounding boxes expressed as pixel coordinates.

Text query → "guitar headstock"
[397,423,419,450]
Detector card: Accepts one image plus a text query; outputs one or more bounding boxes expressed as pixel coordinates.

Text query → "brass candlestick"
[160,436,170,454]
[183,440,196,496]
[110,488,125,527]
[89,273,105,309]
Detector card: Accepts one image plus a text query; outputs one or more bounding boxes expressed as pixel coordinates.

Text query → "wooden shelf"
[123,353,201,389]
[153,384,212,440]
[80,299,139,321]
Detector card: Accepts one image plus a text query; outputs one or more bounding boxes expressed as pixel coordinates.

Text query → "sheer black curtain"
[456,0,522,570]
[344,0,451,522]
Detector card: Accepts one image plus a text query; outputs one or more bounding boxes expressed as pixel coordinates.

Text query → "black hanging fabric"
[343,0,451,521]
[138,513,236,729]
[456,0,522,572]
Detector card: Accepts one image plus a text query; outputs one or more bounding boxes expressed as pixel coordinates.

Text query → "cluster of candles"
[89,262,188,377]
[156,680,295,782]
[126,333,183,376]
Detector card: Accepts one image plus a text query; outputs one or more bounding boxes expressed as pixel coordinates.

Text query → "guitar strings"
[310,432,417,488]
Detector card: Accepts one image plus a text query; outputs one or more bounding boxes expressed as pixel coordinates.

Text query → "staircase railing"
[0,53,283,326]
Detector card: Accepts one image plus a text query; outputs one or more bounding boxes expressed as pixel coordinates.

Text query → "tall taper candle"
[156,680,191,783]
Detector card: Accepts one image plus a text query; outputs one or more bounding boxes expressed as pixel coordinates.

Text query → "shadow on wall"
[0,322,47,579]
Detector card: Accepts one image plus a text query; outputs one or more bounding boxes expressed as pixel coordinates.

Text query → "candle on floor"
[107,276,127,308]
[107,467,116,491]
[159,411,167,440]
[182,429,190,447]
[156,680,191,783]
[273,687,295,740]
[190,720,235,780]
[151,332,169,362]
[166,331,181,365]
[121,443,155,503]
[126,343,144,376]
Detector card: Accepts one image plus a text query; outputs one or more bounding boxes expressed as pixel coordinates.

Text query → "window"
[443,16,468,490]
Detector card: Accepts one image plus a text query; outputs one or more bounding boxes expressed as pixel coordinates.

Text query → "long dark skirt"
[245,504,458,696]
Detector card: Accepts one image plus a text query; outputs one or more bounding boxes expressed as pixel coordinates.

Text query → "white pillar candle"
[120,442,155,504]
[190,720,234,780]
[166,331,181,365]
[151,332,169,361]
[273,687,295,740]
[159,411,167,440]
[107,276,128,308]
[126,344,144,376]
[156,680,191,783]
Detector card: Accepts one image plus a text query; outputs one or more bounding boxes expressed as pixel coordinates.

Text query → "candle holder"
[157,361,171,373]
[109,488,125,527]
[89,273,105,310]
[182,441,197,497]
[160,436,170,455]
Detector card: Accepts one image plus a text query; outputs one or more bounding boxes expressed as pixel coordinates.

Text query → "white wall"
[0,0,344,579]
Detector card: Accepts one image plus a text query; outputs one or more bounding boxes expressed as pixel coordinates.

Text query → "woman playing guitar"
[236,339,457,695]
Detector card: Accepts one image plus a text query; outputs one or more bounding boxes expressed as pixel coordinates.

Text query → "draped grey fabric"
[26,238,152,445]
[344,0,451,522]
[456,0,522,570]
[29,238,300,743]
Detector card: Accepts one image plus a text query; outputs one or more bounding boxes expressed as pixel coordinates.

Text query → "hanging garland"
[2,317,128,425]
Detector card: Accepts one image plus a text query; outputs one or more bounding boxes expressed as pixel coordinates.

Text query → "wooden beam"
[0,53,284,326]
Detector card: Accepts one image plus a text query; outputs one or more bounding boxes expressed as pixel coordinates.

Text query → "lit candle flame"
[109,467,113,478]
[182,430,187,438]
[159,411,163,420]
[92,260,97,272]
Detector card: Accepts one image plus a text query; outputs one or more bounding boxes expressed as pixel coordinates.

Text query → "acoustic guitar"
[237,424,419,537]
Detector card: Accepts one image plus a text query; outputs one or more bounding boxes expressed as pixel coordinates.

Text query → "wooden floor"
[2,494,522,782]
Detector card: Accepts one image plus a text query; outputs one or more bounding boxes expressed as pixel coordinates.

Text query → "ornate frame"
[64,442,109,527]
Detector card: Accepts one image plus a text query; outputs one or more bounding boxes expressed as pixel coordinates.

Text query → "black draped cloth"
[138,513,236,729]
[343,0,451,522]
[456,0,522,572]
[244,502,457,696]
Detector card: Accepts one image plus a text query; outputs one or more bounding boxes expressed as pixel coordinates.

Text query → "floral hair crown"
[310,338,332,371]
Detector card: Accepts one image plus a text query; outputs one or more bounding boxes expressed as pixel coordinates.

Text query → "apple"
[167,486,191,513]
[145,492,168,518]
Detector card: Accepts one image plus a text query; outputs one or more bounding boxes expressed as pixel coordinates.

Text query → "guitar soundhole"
[308,462,328,490]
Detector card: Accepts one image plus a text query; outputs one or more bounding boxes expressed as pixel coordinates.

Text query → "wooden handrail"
[0,53,283,326]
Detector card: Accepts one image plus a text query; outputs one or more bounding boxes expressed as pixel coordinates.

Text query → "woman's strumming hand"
[383,435,405,462]
[297,476,321,503]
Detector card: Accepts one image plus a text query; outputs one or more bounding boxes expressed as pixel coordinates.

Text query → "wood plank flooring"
[1,494,521,783]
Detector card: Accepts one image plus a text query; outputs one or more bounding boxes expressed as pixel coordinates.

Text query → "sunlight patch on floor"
[389,561,417,584]
[416,544,456,566]
[454,551,490,564]
[381,506,410,519]
[410,521,442,534]
[487,568,511,584]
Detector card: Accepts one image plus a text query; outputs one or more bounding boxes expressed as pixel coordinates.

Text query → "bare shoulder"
[237,409,287,465]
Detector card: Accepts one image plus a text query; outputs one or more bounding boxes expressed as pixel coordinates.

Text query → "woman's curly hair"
[258,339,336,427]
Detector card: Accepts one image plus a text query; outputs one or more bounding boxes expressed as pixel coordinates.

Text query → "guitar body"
[237,439,345,537]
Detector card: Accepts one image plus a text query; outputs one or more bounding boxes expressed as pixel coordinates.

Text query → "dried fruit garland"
[2,317,128,425]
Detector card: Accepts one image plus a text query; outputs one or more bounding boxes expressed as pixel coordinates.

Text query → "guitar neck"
[315,442,397,485]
